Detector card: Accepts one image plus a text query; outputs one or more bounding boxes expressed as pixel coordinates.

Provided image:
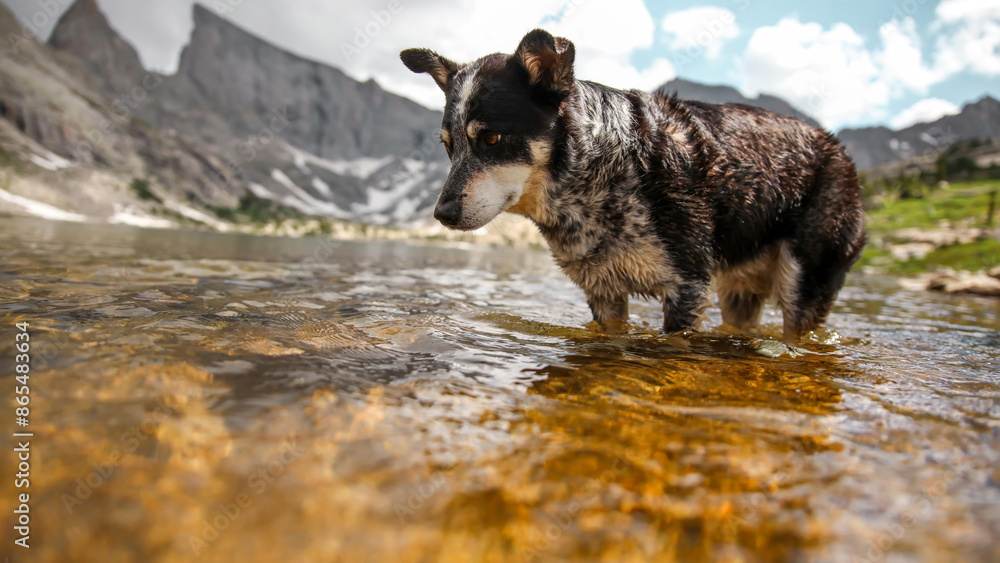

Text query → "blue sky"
[4,0,998,131]
[631,0,1000,130]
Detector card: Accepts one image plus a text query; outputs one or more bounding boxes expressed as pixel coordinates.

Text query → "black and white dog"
[401,29,865,339]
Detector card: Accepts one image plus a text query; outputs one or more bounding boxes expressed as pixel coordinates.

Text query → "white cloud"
[876,18,943,95]
[661,6,740,60]
[545,0,675,90]
[96,0,196,72]
[739,14,986,130]
[935,0,1000,24]
[742,18,889,129]
[575,56,676,92]
[546,0,655,57]
[933,0,1000,76]
[889,98,960,129]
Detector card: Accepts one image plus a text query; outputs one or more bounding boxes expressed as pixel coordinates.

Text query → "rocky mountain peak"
[48,0,147,98]
[966,95,1000,117]
[175,2,441,161]
[0,2,23,36]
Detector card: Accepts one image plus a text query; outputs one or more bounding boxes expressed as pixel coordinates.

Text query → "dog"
[401,29,865,339]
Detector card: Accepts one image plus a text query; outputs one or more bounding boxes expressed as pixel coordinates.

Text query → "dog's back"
[642,94,866,336]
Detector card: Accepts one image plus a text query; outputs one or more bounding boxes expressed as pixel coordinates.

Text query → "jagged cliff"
[3,0,448,226]
[47,0,147,100]
[0,1,242,225]
[174,5,441,160]
[134,4,449,220]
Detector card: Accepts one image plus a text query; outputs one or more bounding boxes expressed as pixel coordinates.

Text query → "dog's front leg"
[587,294,629,331]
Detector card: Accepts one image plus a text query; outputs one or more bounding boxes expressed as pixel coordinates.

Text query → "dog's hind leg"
[719,289,766,330]
[781,256,850,340]
[782,158,866,339]
[662,281,711,333]
[716,247,782,331]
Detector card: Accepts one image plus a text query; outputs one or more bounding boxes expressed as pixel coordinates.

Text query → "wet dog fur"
[401,29,866,339]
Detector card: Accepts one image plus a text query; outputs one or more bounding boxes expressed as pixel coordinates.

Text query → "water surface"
[1,217,998,562]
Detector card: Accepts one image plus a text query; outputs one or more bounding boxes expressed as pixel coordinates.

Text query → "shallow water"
[0,216,998,562]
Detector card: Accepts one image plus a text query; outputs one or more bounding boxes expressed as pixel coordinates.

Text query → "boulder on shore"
[927,270,1000,297]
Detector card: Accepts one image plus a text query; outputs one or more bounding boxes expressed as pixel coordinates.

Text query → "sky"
[3,0,998,131]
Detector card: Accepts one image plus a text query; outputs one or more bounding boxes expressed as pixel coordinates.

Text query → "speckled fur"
[401,30,866,338]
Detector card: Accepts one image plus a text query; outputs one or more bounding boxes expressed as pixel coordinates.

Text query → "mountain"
[50,2,448,224]
[838,96,1000,170]
[176,5,441,160]
[0,1,243,226]
[47,0,147,100]
[861,138,1000,182]
[656,78,822,129]
[1,0,448,227]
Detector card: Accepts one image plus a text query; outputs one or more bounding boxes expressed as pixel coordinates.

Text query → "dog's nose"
[434,200,461,227]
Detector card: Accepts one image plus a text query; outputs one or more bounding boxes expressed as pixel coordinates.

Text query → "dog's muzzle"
[433,198,461,228]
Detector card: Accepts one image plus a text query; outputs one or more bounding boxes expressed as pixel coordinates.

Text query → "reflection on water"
[0,217,998,562]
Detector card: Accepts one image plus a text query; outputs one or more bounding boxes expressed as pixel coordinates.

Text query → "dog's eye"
[441,139,451,153]
[483,133,501,146]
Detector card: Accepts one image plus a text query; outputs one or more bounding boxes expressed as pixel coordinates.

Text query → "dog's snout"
[434,200,461,227]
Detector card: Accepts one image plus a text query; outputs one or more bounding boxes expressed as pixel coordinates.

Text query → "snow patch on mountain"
[311,177,331,197]
[270,169,352,219]
[29,151,73,171]
[0,187,87,222]
[284,144,392,179]
[109,204,174,228]
[248,183,276,198]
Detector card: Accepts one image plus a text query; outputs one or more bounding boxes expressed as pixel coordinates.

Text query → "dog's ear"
[514,29,575,100]
[400,48,459,93]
